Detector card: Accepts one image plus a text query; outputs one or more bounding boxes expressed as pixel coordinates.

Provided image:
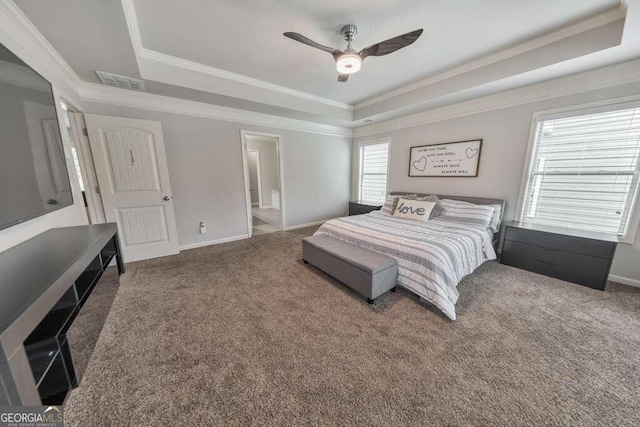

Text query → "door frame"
[65,109,107,224]
[247,149,263,208]
[240,130,285,237]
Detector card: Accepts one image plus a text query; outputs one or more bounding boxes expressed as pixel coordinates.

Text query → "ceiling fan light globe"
[336,53,362,74]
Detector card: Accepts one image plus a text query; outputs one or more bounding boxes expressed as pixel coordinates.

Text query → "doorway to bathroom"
[241,132,284,236]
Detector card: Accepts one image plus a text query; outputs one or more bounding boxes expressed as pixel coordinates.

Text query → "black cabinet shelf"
[15,231,124,406]
[24,306,76,345]
[75,255,102,301]
[37,351,68,403]
[23,304,78,404]
[26,339,59,386]
[78,271,101,305]
[23,248,113,404]
[26,336,74,405]
[42,389,69,406]
[101,239,117,259]
[24,286,78,346]
[101,254,115,268]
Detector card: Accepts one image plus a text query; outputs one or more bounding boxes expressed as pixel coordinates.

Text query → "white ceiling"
[15,0,140,84]
[133,0,620,104]
[12,0,640,129]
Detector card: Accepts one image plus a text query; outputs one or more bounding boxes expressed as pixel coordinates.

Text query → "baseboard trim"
[608,274,640,288]
[283,220,328,231]
[179,234,249,251]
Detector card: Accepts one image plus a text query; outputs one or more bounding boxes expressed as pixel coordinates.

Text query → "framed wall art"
[408,139,482,177]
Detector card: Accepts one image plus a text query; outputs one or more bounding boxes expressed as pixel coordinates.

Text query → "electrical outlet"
[199,222,207,234]
[315,208,320,214]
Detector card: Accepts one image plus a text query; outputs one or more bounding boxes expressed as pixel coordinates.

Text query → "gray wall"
[247,135,280,208]
[353,81,640,283]
[83,102,351,248]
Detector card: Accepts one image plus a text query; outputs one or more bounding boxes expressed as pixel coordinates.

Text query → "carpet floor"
[65,227,640,426]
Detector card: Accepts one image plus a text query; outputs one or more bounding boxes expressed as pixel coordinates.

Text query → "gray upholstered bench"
[302,235,398,304]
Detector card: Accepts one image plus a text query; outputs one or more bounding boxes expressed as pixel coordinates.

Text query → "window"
[521,102,640,237]
[359,140,389,204]
[70,147,85,192]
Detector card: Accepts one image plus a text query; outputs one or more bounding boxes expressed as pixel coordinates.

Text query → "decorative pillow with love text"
[380,194,417,215]
[392,198,436,222]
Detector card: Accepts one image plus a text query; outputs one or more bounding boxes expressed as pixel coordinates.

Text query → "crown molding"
[120,0,143,71]
[353,58,640,138]
[137,48,353,112]
[0,0,82,105]
[79,82,352,138]
[120,0,352,115]
[354,6,627,110]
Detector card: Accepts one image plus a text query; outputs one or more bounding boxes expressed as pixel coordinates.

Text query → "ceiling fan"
[284,25,423,82]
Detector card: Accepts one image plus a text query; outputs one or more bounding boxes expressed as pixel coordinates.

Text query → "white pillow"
[392,198,436,222]
[488,204,502,232]
[437,199,495,229]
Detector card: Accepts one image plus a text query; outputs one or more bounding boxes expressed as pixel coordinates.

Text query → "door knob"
[163,196,171,201]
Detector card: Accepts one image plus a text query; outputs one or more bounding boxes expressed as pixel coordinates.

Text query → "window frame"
[516,98,640,244]
[358,138,391,204]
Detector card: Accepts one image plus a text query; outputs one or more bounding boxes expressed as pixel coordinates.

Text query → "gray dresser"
[500,221,617,290]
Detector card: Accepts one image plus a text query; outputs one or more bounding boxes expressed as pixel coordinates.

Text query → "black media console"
[0,224,124,405]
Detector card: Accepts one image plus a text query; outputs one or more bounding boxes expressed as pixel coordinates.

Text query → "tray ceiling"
[14,0,640,127]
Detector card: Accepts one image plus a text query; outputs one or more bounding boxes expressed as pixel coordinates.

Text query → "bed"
[313,193,505,320]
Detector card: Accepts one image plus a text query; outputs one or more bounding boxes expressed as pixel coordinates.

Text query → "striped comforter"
[314,211,496,320]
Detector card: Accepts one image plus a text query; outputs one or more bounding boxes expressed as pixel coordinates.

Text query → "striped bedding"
[314,211,496,320]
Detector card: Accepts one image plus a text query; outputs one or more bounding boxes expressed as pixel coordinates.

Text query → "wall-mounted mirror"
[0,43,73,230]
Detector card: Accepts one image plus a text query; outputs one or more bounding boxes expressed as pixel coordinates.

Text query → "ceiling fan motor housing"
[341,24,358,42]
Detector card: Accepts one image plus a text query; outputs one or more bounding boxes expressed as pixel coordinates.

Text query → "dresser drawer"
[501,240,609,290]
[505,226,615,259]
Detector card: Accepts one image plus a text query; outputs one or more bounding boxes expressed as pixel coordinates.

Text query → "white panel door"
[85,114,179,262]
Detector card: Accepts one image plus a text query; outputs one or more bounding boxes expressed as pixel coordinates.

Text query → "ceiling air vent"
[95,71,146,91]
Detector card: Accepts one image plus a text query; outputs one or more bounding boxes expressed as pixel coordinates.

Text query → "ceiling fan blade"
[359,29,423,60]
[284,32,342,59]
[337,74,349,82]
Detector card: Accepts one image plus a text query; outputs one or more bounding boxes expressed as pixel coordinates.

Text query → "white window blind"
[522,104,640,235]
[359,142,389,204]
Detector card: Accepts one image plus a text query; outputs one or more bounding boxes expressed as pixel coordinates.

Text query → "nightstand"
[500,221,618,290]
[349,200,383,216]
